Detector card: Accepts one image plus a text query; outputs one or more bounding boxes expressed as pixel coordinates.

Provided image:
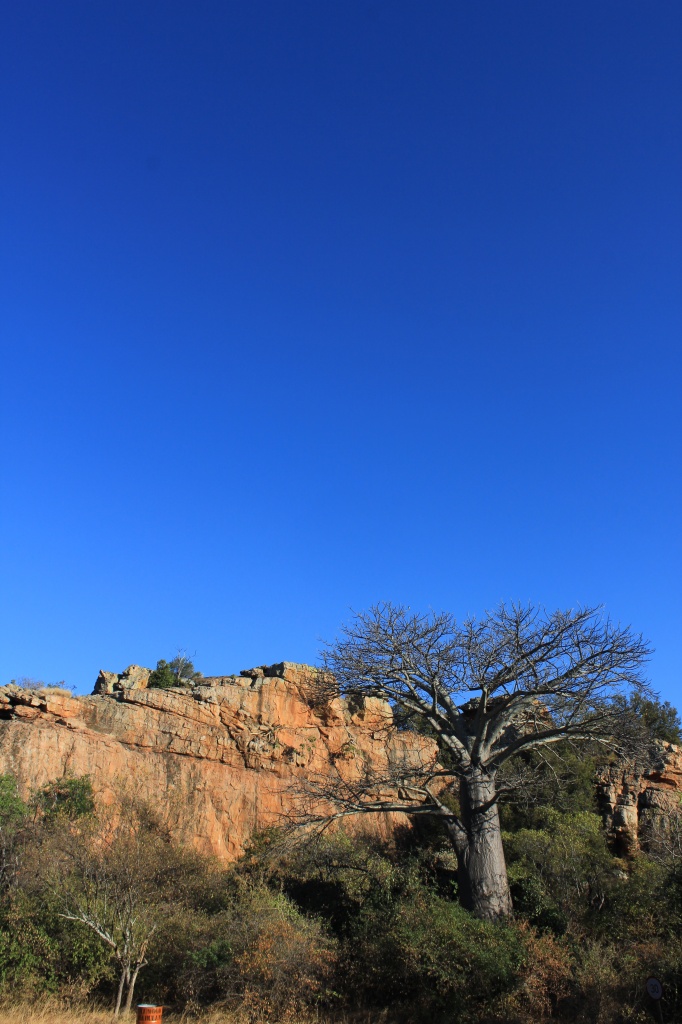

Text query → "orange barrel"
[136,1006,163,1024]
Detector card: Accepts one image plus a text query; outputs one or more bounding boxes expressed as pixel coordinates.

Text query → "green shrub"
[34,775,95,820]
[0,888,112,997]
[148,654,202,689]
[0,775,27,825]
[344,883,526,1021]
[504,809,615,930]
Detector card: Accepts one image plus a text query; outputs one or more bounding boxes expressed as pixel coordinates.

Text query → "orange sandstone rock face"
[598,742,682,855]
[0,663,434,861]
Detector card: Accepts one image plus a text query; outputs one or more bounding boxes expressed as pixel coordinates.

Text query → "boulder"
[93,664,151,694]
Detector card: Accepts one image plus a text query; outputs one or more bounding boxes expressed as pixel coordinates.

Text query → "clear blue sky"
[1,2,680,705]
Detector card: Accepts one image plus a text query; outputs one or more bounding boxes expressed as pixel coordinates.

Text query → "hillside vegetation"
[0,708,681,1023]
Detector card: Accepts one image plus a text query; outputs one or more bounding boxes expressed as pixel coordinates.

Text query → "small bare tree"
[48,804,165,1014]
[306,602,651,921]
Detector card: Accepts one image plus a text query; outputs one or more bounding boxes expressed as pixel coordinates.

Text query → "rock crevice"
[598,742,682,855]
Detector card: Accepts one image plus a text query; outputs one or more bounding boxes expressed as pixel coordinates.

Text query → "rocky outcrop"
[598,742,682,855]
[0,663,434,861]
[93,664,152,694]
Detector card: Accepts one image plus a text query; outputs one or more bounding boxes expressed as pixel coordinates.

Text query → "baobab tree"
[305,603,651,921]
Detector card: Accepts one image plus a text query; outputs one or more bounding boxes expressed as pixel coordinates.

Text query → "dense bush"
[344,884,526,1019]
[504,809,617,932]
[145,880,336,1014]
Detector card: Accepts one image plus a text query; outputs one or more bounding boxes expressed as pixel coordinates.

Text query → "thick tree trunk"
[455,769,512,921]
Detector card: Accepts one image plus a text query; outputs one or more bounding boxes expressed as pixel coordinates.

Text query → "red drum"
[136,1006,163,1024]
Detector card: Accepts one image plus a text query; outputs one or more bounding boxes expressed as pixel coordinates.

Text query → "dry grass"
[0,1003,394,1024]
[0,1005,112,1024]
[0,1007,333,1024]
[0,1011,392,1024]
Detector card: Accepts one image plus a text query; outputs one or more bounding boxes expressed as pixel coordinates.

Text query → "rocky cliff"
[0,662,433,861]
[2,664,679,860]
